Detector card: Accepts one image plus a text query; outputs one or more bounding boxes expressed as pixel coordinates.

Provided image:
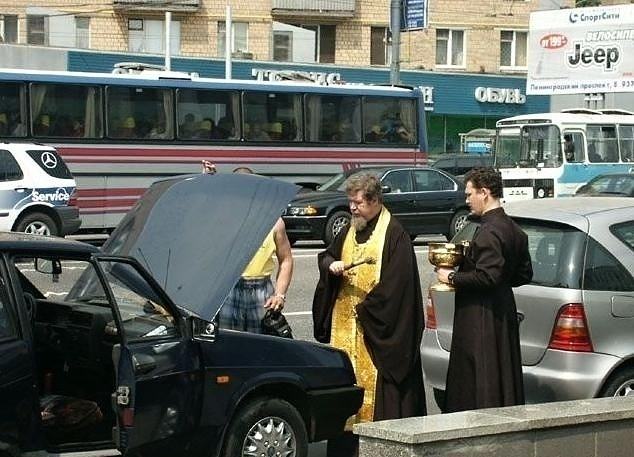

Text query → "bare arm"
[265,218,294,311]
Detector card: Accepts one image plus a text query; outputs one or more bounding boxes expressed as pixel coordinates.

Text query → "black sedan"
[284,166,470,244]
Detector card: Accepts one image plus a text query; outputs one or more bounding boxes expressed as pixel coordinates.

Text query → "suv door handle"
[133,354,157,375]
[13,187,28,192]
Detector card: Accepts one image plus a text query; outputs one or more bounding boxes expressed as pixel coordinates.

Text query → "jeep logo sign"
[474,87,526,104]
[567,42,620,72]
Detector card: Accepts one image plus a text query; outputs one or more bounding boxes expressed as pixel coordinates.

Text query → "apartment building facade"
[0,0,583,71]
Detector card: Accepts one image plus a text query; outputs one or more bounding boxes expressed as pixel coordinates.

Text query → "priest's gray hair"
[345,172,383,204]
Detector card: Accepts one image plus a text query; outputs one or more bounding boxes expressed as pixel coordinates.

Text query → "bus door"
[560,130,586,195]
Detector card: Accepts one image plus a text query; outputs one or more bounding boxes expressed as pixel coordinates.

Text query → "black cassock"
[313,216,426,420]
[445,207,533,413]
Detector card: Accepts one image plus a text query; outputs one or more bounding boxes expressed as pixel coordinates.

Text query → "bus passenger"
[588,144,602,163]
[194,119,214,139]
[268,122,283,141]
[118,116,137,138]
[0,113,8,135]
[365,125,383,143]
[179,113,197,138]
[563,134,576,162]
[34,114,51,136]
[249,123,270,141]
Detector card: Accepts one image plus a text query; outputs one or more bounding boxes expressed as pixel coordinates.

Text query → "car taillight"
[425,290,437,329]
[68,189,78,207]
[548,303,593,352]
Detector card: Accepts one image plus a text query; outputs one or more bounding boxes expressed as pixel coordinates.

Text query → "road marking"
[285,311,312,316]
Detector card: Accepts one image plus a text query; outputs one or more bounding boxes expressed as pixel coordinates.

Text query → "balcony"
[113,0,199,12]
[272,0,355,19]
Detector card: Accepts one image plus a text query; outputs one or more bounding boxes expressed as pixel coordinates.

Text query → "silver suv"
[421,197,634,407]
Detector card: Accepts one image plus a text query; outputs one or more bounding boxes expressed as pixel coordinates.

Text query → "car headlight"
[287,206,319,216]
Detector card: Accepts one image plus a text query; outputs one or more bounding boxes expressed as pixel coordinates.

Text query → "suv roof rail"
[597,109,634,115]
[560,108,603,115]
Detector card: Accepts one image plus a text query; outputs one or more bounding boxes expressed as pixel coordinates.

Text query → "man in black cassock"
[313,172,426,456]
[437,167,532,413]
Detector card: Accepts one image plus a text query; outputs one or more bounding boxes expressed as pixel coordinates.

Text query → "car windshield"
[577,175,634,197]
[317,169,383,192]
[515,219,586,289]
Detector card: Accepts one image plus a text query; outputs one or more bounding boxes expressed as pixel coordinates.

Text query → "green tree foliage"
[576,0,601,6]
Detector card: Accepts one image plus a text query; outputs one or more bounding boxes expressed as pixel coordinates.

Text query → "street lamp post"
[390,0,401,85]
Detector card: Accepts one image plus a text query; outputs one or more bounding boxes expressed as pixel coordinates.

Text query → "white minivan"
[0,143,80,236]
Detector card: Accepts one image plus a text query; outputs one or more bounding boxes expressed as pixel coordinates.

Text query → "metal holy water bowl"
[428,242,465,292]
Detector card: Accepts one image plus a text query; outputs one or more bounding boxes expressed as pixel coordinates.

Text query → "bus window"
[563,131,585,163]
[618,125,634,162]
[30,83,102,139]
[0,83,26,137]
[587,125,618,163]
[176,89,239,140]
[520,125,561,168]
[107,86,173,140]
[243,92,302,142]
[363,97,416,145]
[305,95,361,143]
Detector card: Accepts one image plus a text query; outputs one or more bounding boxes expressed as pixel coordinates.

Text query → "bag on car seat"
[40,395,103,430]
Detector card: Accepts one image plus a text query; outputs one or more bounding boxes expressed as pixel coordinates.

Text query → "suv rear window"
[516,219,586,289]
[26,149,73,179]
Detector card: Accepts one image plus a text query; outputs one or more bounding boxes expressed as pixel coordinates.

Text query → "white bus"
[495,109,634,201]
[0,66,428,231]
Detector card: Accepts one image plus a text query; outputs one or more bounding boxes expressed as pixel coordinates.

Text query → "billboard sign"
[402,0,428,31]
[527,4,634,95]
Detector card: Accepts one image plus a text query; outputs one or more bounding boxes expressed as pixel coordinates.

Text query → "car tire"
[599,366,634,398]
[15,212,59,237]
[221,398,308,457]
[448,209,470,239]
[324,210,350,245]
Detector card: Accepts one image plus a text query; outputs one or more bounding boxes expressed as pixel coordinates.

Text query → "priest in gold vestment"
[312,172,426,456]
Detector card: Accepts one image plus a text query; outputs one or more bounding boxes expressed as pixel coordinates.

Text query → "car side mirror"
[381,185,392,194]
[35,258,62,275]
[192,316,217,342]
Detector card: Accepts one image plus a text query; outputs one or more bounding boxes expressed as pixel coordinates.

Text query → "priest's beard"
[351,216,367,231]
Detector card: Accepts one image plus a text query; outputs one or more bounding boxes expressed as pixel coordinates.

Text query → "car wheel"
[599,367,634,398]
[15,212,58,237]
[221,398,308,457]
[324,210,350,245]
[449,209,470,239]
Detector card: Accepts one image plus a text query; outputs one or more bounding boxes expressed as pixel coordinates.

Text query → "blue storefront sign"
[402,0,428,30]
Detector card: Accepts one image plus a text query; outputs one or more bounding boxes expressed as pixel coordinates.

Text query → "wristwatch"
[447,271,456,285]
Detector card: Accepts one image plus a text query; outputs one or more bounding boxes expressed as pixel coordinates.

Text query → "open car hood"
[102,173,299,320]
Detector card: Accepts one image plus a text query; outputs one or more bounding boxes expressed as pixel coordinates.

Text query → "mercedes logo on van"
[40,151,58,169]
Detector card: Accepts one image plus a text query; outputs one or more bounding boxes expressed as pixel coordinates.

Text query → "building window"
[218,21,248,57]
[129,19,180,55]
[500,30,527,68]
[370,27,389,66]
[286,24,335,63]
[27,15,48,45]
[435,29,464,67]
[273,31,292,62]
[76,17,90,49]
[1,15,18,43]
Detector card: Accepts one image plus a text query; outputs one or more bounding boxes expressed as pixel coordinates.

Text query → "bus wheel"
[15,212,59,237]
[449,209,470,239]
[324,211,350,245]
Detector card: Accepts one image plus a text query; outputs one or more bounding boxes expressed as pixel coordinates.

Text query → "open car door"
[91,255,201,456]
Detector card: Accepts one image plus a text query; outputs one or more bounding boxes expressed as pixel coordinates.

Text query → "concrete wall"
[355,397,634,457]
